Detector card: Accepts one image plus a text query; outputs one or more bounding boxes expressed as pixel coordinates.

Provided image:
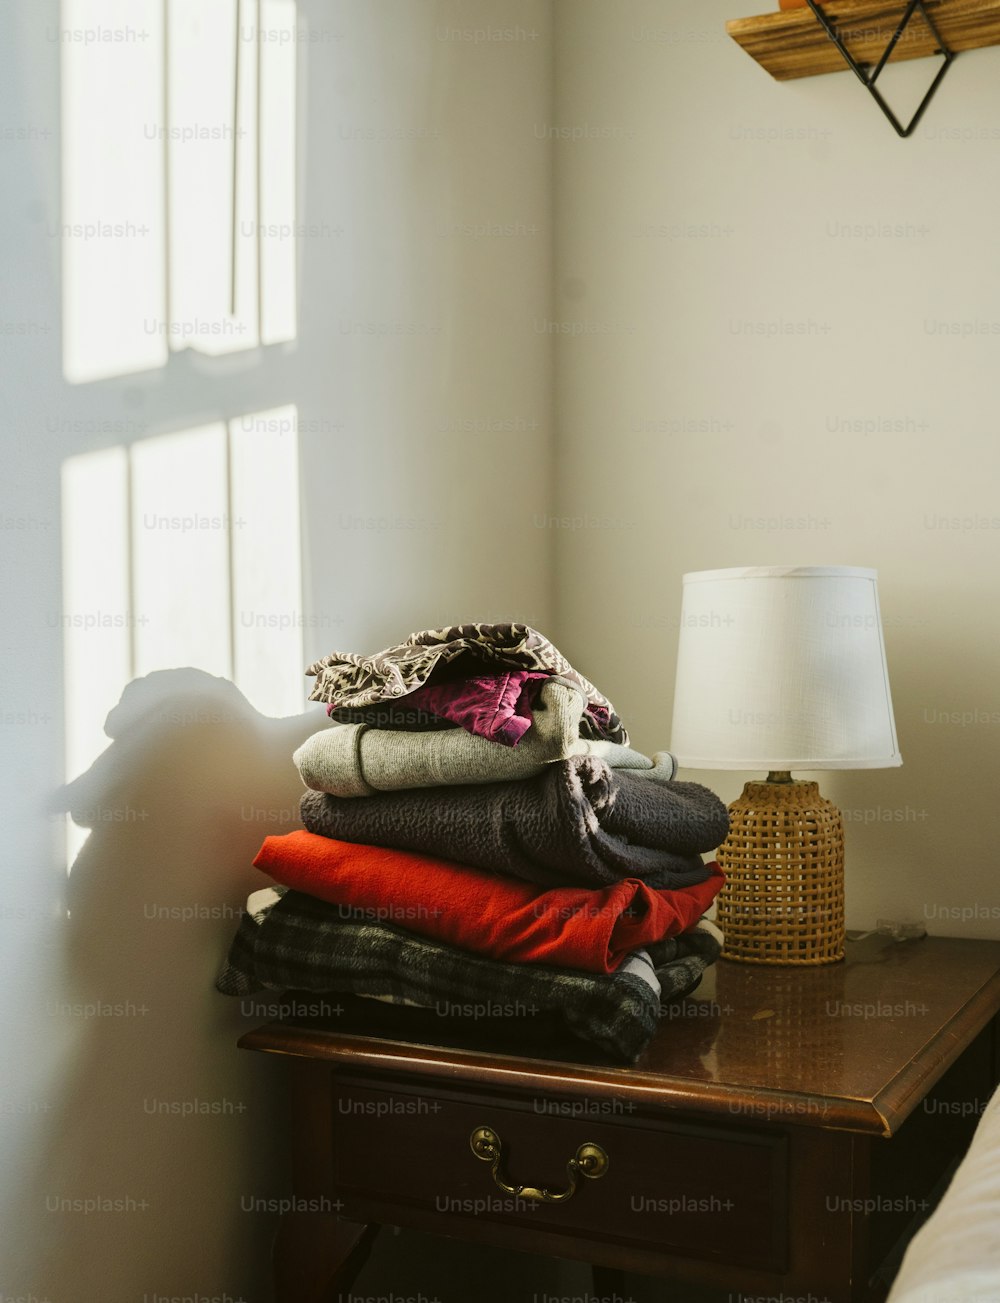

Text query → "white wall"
[300,0,556,657]
[0,1,553,1298]
[552,0,1000,936]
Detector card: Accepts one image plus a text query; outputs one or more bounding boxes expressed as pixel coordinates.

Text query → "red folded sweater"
[253,830,724,974]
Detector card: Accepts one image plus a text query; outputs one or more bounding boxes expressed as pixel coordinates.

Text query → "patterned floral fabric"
[306,623,628,745]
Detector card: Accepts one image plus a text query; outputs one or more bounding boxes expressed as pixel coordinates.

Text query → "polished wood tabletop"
[240,933,1000,1136]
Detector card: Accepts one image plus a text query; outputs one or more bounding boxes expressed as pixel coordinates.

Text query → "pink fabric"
[403,669,548,746]
[324,669,613,749]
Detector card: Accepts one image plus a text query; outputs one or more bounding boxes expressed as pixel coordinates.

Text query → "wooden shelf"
[727,0,1000,80]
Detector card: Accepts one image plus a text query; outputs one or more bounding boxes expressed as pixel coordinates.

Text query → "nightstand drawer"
[330,1078,787,1272]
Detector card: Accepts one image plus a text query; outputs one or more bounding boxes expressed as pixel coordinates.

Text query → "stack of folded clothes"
[216,623,731,1062]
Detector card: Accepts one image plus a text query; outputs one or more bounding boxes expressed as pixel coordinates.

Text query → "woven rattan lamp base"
[717,779,845,966]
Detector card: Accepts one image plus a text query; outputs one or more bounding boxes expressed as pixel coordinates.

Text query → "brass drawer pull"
[469,1125,609,1203]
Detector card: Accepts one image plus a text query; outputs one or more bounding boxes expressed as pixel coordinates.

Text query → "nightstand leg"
[273,1213,379,1303]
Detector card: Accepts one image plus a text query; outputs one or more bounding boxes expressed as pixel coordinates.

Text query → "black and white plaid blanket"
[217,888,721,1062]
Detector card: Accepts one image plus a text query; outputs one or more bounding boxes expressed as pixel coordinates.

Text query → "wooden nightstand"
[239,933,1000,1303]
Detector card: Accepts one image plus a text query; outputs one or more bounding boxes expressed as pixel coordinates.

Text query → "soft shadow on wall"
[20,669,323,1303]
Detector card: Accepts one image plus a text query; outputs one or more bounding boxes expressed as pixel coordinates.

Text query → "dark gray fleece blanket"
[299,754,729,890]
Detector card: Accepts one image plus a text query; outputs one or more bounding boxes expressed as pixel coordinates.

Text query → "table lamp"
[669,565,901,966]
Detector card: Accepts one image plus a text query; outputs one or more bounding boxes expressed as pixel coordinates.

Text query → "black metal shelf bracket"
[804,0,956,136]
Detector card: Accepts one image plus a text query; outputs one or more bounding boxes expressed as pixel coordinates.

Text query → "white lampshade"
[670,565,901,771]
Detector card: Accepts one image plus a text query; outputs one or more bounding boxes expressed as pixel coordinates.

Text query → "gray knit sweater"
[294,680,675,798]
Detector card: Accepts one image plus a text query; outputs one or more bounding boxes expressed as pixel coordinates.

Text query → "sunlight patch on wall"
[61,0,298,383]
[60,407,303,866]
[61,0,166,383]
[258,0,298,346]
[167,0,254,356]
[130,423,232,676]
[60,446,132,866]
[230,406,303,718]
